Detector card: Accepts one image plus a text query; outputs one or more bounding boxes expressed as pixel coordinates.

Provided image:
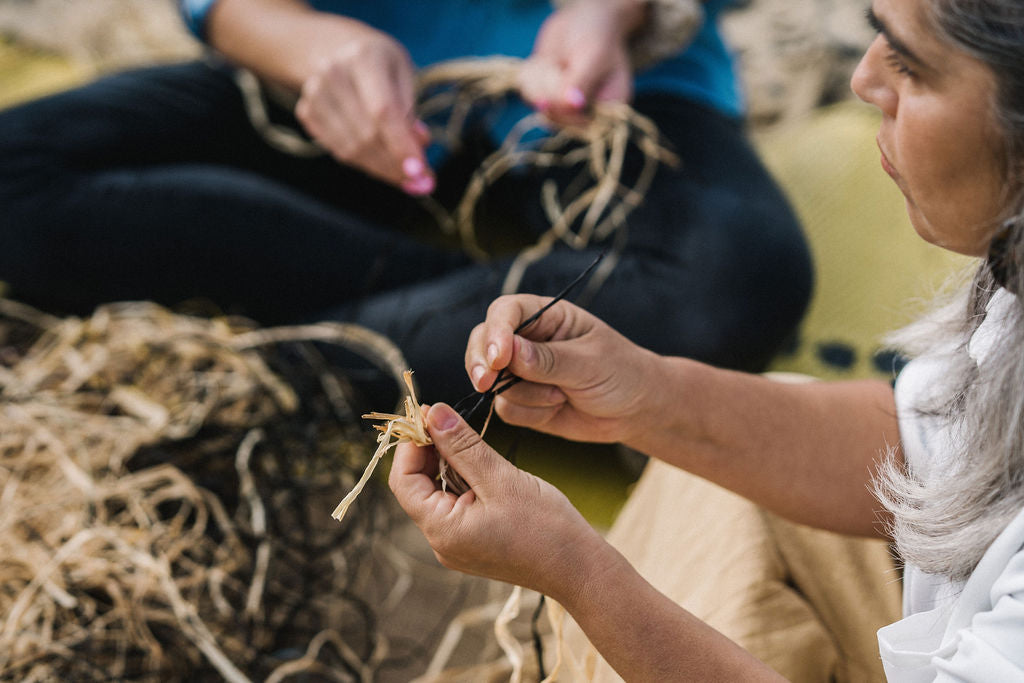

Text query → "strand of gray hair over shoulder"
[874,0,1024,583]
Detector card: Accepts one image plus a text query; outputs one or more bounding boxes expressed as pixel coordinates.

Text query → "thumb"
[517,57,563,111]
[508,333,593,392]
[426,403,512,492]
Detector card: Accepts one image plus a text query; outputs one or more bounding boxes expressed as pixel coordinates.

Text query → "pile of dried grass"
[0,298,455,681]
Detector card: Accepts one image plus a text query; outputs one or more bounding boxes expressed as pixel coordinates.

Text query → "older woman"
[389,0,1024,679]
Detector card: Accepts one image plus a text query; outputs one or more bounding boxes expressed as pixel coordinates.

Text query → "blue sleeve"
[179,0,221,41]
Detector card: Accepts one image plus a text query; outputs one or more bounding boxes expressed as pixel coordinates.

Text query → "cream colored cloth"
[560,457,902,681]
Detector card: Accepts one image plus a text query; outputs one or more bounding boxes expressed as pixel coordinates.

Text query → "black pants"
[0,61,812,404]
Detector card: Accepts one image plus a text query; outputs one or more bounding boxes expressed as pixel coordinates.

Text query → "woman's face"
[851,0,1008,257]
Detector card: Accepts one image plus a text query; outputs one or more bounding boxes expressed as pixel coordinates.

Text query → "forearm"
[206,0,358,91]
[623,358,902,536]
[553,539,784,682]
[590,0,649,35]
[391,401,785,679]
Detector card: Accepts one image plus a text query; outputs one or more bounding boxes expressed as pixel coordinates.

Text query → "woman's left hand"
[389,402,606,599]
[518,0,646,125]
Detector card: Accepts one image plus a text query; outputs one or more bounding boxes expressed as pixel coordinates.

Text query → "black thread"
[455,248,608,426]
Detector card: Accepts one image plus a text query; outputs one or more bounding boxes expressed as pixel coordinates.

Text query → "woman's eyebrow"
[866,6,928,68]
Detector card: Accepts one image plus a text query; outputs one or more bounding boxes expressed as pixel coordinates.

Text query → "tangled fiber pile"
[414,57,678,288]
[239,56,678,302]
[0,298,458,682]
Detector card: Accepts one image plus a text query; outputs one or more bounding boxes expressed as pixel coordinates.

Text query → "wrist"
[615,348,678,447]
[620,355,707,456]
[628,0,704,70]
[544,528,629,610]
[609,0,650,36]
[547,0,704,69]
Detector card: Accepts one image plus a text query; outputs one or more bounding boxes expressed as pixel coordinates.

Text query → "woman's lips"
[878,140,899,181]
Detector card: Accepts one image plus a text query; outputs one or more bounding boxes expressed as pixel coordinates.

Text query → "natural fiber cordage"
[239,56,679,301]
[0,299,458,681]
[415,57,678,298]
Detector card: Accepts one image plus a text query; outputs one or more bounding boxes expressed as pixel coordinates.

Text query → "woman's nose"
[851,38,897,117]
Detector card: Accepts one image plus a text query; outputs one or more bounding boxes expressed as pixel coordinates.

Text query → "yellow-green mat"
[758,102,972,382]
[0,39,89,109]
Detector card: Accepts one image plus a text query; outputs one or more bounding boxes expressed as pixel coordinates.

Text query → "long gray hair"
[875,0,1024,583]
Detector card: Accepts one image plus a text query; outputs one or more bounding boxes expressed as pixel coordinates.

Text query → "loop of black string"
[452,248,608,427]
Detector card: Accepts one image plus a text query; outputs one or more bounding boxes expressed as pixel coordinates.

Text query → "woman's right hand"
[465,295,662,444]
[208,1,434,193]
[292,18,434,194]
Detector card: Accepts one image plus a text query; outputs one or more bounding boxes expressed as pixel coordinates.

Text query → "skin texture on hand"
[292,23,434,193]
[518,0,647,125]
[388,402,607,599]
[465,294,902,537]
[207,0,434,192]
[389,402,787,682]
[465,295,662,444]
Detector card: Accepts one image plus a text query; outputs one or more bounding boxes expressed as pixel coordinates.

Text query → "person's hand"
[517,0,646,126]
[389,402,607,598]
[464,295,661,444]
[294,19,434,194]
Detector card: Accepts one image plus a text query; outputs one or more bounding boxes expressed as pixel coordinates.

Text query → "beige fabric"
[561,457,902,681]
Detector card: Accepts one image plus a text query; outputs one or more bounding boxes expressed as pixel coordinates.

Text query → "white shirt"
[880,290,1024,681]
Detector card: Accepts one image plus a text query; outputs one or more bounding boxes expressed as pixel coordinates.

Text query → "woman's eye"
[885,48,915,78]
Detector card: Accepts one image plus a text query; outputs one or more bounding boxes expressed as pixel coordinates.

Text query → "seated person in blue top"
[0,0,812,405]
[389,0,1024,679]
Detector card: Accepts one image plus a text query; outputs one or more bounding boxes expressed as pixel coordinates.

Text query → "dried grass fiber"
[0,298,446,681]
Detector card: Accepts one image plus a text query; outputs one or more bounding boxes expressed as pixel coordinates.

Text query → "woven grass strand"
[238,56,678,300]
[0,299,420,681]
[416,56,679,297]
[333,370,471,525]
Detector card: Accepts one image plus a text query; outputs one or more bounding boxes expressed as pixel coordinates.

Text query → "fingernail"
[486,343,499,366]
[429,403,458,432]
[402,175,435,196]
[402,156,425,179]
[414,119,430,137]
[471,364,486,386]
[514,336,533,363]
[565,86,585,109]
[535,98,550,112]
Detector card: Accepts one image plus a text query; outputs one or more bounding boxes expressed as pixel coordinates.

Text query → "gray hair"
[874,0,1024,583]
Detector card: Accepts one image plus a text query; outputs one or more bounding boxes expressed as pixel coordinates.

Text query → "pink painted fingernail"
[402,156,425,178]
[414,119,430,137]
[535,98,550,112]
[565,86,586,109]
[402,175,435,196]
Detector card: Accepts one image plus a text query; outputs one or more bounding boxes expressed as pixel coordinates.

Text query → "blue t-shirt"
[181,0,742,117]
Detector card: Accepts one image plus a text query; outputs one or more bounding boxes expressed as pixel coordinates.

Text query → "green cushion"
[758,101,973,381]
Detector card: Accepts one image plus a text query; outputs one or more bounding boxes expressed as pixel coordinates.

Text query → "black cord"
[454,248,608,425]
[531,593,548,679]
